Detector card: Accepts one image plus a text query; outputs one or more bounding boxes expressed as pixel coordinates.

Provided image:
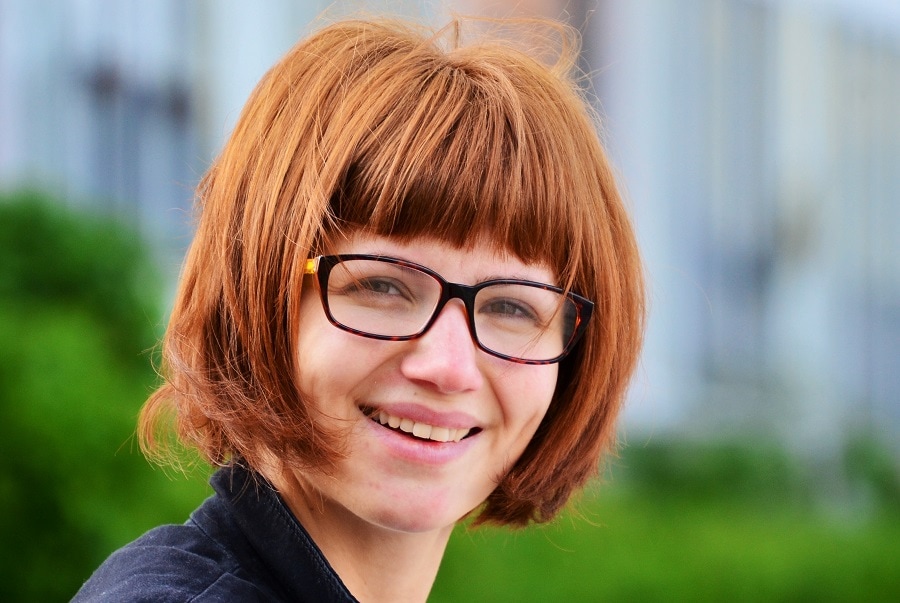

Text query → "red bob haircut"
[140,18,645,526]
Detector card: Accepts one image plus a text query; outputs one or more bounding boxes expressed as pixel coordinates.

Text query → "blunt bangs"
[322,33,598,284]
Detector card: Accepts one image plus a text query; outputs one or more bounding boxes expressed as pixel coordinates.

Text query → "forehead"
[329,231,558,286]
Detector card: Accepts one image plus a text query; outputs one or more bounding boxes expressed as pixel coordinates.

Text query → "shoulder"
[72,522,276,602]
[73,465,354,602]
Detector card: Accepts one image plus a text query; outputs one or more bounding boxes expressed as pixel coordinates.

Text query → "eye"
[480,298,538,321]
[344,277,409,299]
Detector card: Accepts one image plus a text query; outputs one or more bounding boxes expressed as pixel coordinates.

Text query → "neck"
[270,469,453,603]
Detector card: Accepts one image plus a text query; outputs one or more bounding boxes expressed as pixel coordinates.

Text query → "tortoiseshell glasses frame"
[304,254,594,365]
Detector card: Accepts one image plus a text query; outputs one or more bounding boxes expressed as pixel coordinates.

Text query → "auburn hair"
[140,18,644,526]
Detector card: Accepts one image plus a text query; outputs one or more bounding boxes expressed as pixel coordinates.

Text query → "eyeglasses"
[304,254,593,365]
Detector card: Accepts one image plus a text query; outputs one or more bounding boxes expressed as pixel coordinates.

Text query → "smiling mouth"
[365,408,479,443]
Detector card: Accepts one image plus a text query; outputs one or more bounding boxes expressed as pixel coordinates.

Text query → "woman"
[75,17,644,603]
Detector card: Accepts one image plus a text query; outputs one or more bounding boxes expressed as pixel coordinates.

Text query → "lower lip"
[366,417,478,465]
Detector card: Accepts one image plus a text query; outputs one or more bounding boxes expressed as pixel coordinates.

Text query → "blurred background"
[1,0,898,600]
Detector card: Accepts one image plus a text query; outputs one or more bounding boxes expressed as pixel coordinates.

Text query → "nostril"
[399,338,484,394]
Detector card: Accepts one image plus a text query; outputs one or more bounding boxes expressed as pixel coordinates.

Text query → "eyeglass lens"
[324,258,576,362]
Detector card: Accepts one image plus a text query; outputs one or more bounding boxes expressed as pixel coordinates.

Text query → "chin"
[366,499,472,535]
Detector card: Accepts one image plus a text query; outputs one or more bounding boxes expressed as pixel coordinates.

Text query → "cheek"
[295,312,394,413]
[499,363,559,424]
[294,296,348,403]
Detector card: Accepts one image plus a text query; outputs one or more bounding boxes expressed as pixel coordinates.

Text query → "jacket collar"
[209,464,359,602]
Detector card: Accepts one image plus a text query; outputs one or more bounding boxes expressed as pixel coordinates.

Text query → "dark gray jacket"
[73,464,358,602]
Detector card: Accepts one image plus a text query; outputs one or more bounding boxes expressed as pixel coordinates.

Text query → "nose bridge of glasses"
[447,280,480,315]
[426,281,479,339]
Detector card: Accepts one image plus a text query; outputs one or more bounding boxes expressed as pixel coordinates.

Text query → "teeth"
[430,426,450,442]
[376,411,470,443]
[412,423,432,439]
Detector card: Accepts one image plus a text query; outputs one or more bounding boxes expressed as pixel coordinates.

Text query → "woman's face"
[283,232,559,538]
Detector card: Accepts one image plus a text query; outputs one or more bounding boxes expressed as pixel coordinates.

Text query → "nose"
[399,300,484,394]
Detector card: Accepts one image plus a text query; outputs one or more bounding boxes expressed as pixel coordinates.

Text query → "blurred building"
[586,0,900,464]
[1,0,898,453]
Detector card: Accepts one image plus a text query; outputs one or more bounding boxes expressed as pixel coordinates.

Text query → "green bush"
[613,438,810,506]
[432,439,900,602]
[0,192,209,602]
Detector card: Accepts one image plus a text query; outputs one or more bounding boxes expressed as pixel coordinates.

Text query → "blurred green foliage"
[1,191,898,601]
[434,438,900,602]
[0,192,210,602]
